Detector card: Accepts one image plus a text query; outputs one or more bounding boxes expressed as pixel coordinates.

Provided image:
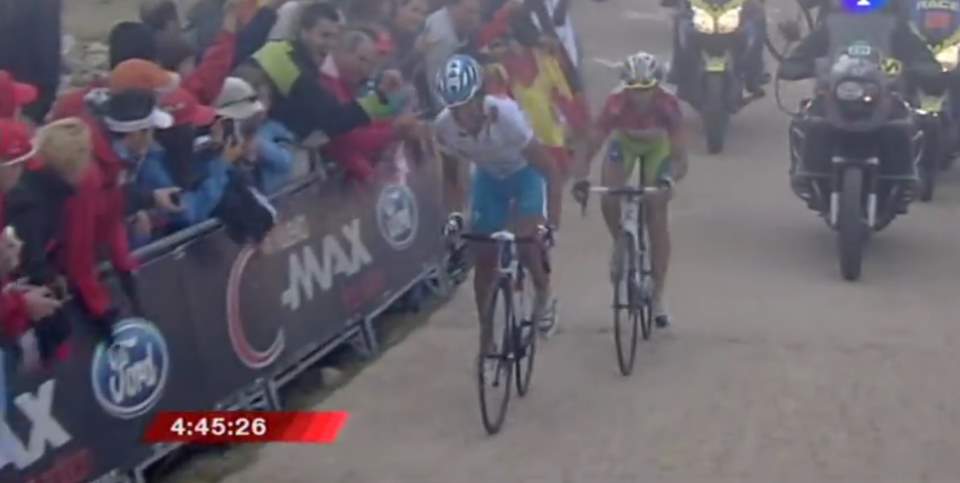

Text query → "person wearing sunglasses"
[571,51,689,329]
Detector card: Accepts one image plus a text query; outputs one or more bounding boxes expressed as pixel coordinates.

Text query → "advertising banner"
[0,141,445,482]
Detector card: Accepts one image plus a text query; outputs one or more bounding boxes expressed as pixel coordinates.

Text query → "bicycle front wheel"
[514,269,537,397]
[478,279,514,435]
[613,233,640,376]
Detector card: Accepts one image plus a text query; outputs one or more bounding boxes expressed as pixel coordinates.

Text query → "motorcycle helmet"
[436,54,484,108]
[620,51,664,89]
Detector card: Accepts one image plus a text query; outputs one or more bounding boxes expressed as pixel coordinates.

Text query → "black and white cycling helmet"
[620,51,664,90]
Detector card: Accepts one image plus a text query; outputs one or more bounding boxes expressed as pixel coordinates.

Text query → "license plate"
[921,95,946,112]
[705,57,727,72]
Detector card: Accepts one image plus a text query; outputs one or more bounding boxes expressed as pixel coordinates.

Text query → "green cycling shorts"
[606,132,672,186]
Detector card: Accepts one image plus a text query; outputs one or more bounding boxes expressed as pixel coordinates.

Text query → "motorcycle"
[780,15,922,281]
[910,0,960,201]
[676,0,763,153]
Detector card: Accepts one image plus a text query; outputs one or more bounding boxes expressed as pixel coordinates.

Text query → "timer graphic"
[143,411,349,444]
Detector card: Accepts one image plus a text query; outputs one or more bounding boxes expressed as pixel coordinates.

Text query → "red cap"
[0,119,35,165]
[0,71,39,118]
[160,88,216,127]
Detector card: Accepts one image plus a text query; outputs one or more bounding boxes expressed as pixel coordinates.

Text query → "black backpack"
[213,168,277,245]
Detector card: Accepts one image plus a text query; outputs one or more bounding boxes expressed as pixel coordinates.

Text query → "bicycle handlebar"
[585,186,665,196]
[460,233,542,244]
[575,183,670,217]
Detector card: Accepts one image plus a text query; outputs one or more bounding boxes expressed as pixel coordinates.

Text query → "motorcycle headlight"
[692,7,715,34]
[936,44,960,72]
[716,7,742,34]
[836,81,866,101]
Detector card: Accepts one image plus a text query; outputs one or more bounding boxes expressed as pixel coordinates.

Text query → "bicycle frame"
[490,231,521,281]
[619,195,644,274]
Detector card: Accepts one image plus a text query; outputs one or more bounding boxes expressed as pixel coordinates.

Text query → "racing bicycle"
[577,182,668,376]
[444,215,556,434]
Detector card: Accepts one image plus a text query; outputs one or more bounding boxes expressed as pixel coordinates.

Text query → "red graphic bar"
[143,411,349,444]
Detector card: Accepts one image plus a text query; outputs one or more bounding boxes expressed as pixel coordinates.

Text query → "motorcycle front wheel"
[837,167,867,281]
[703,74,729,154]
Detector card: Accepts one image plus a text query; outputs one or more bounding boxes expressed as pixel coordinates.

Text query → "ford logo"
[376,184,419,251]
[90,318,170,419]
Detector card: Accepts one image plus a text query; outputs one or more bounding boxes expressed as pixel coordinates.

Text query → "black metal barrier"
[1,141,445,483]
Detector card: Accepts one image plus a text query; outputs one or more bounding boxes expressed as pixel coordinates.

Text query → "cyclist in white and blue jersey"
[433,54,561,356]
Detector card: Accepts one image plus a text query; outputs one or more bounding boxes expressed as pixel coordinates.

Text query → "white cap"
[213,77,266,120]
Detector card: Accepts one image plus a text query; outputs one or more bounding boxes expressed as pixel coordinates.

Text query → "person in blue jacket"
[214,76,294,195]
[119,88,243,246]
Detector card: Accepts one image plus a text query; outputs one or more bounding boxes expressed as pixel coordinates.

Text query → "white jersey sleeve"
[489,97,535,151]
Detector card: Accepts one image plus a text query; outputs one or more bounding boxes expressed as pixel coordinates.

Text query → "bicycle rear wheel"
[613,233,640,376]
[478,280,514,435]
[514,268,537,397]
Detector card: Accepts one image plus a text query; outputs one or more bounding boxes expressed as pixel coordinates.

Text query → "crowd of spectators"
[0,0,585,403]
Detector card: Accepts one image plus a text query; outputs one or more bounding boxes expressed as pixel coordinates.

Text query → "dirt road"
[124,0,958,481]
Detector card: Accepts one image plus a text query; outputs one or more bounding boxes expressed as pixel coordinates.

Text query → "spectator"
[0,71,39,120]
[214,77,294,194]
[6,118,93,365]
[421,0,485,111]
[319,29,423,182]
[8,119,91,288]
[155,88,219,188]
[489,10,578,176]
[249,3,401,141]
[390,0,431,60]
[161,0,289,65]
[120,89,234,245]
[386,0,432,106]
[58,88,181,333]
[0,119,61,376]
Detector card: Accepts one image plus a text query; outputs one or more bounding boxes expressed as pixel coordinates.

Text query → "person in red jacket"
[319,28,423,183]
[152,6,241,105]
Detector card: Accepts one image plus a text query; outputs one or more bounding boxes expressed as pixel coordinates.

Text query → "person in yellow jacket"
[484,10,582,180]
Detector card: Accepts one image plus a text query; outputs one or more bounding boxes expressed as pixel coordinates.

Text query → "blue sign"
[841,0,889,13]
[90,318,170,419]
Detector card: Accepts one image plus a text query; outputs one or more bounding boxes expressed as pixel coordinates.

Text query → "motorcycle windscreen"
[822,13,896,65]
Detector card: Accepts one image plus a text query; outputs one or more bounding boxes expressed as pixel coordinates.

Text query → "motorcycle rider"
[778,3,941,201]
[664,0,770,96]
[909,0,960,122]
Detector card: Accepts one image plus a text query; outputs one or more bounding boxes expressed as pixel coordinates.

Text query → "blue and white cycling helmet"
[436,54,483,108]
